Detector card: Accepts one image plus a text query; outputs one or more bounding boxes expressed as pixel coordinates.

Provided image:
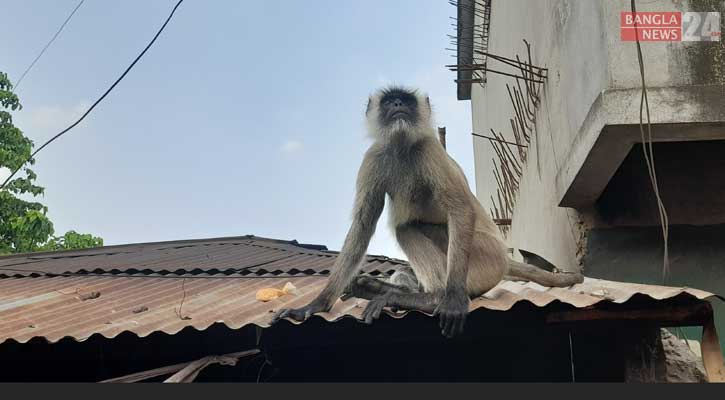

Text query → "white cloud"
[280,139,303,154]
[14,101,91,137]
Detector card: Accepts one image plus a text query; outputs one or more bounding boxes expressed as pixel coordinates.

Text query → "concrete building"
[454,0,725,349]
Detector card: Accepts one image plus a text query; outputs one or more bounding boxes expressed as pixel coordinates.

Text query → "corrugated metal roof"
[0,235,405,277]
[0,274,714,344]
[0,235,716,345]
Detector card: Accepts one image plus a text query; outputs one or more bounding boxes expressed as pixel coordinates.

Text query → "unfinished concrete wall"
[472,0,610,271]
[470,0,725,272]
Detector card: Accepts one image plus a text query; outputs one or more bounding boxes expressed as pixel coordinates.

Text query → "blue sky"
[1,0,474,259]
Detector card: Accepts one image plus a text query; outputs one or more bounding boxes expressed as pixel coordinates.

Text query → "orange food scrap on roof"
[256,282,299,302]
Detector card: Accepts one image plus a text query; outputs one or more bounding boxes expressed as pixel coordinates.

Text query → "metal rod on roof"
[515,86,536,134]
[472,132,528,148]
[492,161,506,197]
[515,77,536,121]
[491,129,523,173]
[507,84,531,133]
[493,159,514,211]
[473,51,548,75]
[495,186,509,216]
[450,23,487,30]
[510,120,528,162]
[510,118,528,146]
[489,133,521,178]
[517,54,539,107]
[448,65,545,83]
[455,78,486,84]
[523,39,542,105]
[500,148,520,188]
[100,349,260,383]
[449,35,487,40]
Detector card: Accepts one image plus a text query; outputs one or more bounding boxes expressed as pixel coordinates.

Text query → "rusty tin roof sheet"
[0,274,714,344]
[0,235,716,345]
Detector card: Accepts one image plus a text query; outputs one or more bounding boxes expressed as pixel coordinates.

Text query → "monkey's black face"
[378,89,418,126]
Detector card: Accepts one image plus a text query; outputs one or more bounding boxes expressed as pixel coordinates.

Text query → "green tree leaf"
[0,71,103,255]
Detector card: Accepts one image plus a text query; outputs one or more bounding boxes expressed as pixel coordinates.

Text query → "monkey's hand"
[433,290,470,338]
[270,299,330,325]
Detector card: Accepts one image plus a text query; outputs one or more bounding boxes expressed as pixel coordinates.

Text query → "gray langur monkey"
[271,86,583,337]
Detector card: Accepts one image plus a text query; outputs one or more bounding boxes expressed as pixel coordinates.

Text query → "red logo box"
[621,12,682,41]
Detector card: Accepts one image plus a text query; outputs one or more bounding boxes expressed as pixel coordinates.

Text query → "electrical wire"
[631,0,670,283]
[568,331,576,382]
[13,0,86,92]
[1,0,185,191]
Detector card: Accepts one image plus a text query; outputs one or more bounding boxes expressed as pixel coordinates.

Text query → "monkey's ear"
[426,96,431,107]
[365,97,372,115]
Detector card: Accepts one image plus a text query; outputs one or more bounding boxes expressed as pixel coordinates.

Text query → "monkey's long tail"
[504,259,584,287]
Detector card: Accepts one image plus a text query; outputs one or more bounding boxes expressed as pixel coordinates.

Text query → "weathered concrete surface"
[556,87,725,208]
[661,329,707,383]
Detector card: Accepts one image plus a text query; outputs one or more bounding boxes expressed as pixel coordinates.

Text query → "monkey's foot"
[361,295,389,324]
[270,302,328,324]
[433,291,470,338]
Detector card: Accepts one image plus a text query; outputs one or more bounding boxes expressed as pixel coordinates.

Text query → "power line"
[1,0,185,191]
[631,0,670,283]
[13,0,86,92]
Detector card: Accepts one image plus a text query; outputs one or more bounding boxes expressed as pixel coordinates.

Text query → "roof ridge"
[0,267,406,279]
[0,234,329,261]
